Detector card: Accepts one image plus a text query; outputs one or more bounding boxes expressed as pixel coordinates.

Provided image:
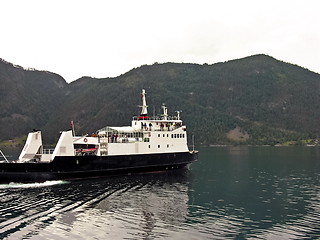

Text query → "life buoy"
[148,132,151,137]
[84,138,88,143]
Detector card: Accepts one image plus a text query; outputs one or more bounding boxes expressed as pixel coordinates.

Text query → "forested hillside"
[0,59,67,140]
[1,55,320,145]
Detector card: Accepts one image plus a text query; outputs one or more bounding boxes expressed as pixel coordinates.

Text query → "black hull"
[0,151,198,183]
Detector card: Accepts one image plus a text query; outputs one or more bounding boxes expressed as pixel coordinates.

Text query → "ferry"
[0,89,198,183]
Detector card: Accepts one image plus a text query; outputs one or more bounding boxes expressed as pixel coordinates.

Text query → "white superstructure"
[96,88,188,155]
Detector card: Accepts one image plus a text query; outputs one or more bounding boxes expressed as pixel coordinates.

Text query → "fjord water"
[0,147,320,239]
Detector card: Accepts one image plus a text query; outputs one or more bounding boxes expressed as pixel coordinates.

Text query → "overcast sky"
[1,0,319,82]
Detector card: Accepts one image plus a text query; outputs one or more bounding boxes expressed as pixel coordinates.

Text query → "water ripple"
[1,147,320,239]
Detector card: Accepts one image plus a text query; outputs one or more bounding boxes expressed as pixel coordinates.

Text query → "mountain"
[0,59,67,140]
[1,55,320,145]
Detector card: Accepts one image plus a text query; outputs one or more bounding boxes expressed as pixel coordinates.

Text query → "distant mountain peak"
[1,55,320,145]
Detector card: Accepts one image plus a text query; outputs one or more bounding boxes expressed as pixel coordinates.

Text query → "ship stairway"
[0,149,9,163]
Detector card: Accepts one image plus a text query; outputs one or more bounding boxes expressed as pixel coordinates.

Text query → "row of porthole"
[148,144,170,149]
[172,134,185,138]
[158,133,169,137]
[157,134,185,138]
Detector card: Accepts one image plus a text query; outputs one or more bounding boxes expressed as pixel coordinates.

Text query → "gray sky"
[1,0,319,82]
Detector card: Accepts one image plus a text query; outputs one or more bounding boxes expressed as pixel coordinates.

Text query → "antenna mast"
[139,89,148,119]
[162,104,168,120]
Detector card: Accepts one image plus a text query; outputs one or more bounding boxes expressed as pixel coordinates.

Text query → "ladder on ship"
[0,150,9,163]
[99,137,108,155]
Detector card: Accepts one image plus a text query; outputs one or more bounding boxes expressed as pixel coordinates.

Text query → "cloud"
[1,0,319,82]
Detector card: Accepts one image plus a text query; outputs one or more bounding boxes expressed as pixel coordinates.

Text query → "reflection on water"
[188,147,320,239]
[0,170,191,239]
[1,147,320,239]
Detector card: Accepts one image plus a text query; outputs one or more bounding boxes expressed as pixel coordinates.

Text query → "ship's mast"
[139,89,148,119]
[162,104,168,120]
[175,110,181,120]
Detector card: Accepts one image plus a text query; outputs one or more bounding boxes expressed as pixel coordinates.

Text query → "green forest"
[1,54,320,146]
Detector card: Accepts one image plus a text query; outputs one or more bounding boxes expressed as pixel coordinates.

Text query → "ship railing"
[152,125,184,131]
[132,116,182,121]
[140,124,185,132]
[102,137,143,144]
[0,149,9,163]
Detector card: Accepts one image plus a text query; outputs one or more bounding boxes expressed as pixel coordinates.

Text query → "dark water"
[1,147,320,239]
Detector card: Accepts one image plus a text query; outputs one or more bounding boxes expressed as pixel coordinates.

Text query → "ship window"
[148,145,151,148]
[163,134,165,137]
[158,134,160,137]
[180,134,183,138]
[167,134,169,137]
[158,145,160,148]
[171,134,173,138]
[74,144,95,149]
[167,144,169,148]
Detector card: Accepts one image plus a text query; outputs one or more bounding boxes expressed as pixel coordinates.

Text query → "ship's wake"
[0,171,190,240]
[0,180,68,189]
